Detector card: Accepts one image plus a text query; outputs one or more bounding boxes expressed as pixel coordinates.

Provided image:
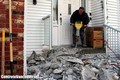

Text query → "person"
[70,7,89,47]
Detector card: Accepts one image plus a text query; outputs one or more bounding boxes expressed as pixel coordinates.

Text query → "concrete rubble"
[27,47,120,80]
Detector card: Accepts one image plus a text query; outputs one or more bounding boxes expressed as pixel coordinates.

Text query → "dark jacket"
[70,10,89,25]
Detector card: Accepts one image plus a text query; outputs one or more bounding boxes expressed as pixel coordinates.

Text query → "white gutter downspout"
[103,0,107,25]
[103,0,108,56]
[50,0,53,49]
[24,0,27,75]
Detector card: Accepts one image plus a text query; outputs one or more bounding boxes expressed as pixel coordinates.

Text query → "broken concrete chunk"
[42,45,50,52]
[27,66,39,75]
[81,65,97,80]
[66,68,73,75]
[35,56,45,61]
[91,67,99,73]
[67,75,73,80]
[28,60,36,64]
[82,59,92,65]
[46,69,53,75]
[26,47,119,80]
[64,56,84,64]
[53,74,63,79]
[50,63,59,69]
[27,51,37,63]
[53,68,63,74]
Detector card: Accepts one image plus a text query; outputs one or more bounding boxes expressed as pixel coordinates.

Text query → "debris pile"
[27,47,120,80]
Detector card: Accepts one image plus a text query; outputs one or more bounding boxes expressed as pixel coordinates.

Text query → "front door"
[58,0,81,45]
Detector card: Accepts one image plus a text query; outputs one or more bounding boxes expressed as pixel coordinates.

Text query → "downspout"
[103,0,108,56]
[103,0,107,25]
[50,0,53,49]
[24,0,27,75]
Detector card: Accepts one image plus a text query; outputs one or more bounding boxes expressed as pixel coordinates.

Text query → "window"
[68,4,71,15]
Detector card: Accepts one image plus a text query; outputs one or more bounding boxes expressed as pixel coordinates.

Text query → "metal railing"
[42,15,52,49]
[104,25,120,58]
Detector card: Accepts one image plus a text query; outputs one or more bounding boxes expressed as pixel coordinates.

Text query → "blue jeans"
[73,26,85,45]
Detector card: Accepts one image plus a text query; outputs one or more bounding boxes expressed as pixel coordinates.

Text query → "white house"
[24,0,120,74]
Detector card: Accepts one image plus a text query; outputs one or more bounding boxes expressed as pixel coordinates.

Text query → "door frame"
[57,0,81,46]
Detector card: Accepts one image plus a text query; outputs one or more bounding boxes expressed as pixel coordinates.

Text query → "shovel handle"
[1,29,5,75]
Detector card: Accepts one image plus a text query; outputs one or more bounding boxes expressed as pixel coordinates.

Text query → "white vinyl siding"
[106,0,120,29]
[87,0,104,26]
[25,0,51,57]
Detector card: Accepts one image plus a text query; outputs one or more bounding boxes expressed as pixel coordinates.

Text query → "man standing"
[70,7,89,47]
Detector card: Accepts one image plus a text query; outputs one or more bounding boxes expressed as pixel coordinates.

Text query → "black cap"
[79,7,85,10]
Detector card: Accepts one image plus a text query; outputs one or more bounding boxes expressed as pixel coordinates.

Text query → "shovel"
[9,0,13,75]
[1,29,5,76]
[75,21,83,48]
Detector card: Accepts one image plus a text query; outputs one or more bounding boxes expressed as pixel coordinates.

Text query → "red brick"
[13,46,18,51]
[0,4,5,9]
[0,23,6,28]
[5,56,10,61]
[12,1,19,6]
[13,37,18,41]
[16,6,24,11]
[5,42,10,46]
[12,14,18,19]
[5,52,10,55]
[17,60,23,64]
[12,28,23,33]
[5,14,9,18]
[5,23,9,28]
[13,37,23,41]
[13,19,24,24]
[0,2,3,4]
[18,41,23,46]
[17,68,23,75]
[0,10,6,14]
[12,24,18,28]
[0,14,6,18]
[14,0,24,2]
[0,0,24,75]
[18,37,23,41]
[5,46,10,51]
[13,42,18,46]
[18,24,24,28]
[18,46,23,51]
[5,70,10,75]
[13,51,18,55]
[0,18,9,23]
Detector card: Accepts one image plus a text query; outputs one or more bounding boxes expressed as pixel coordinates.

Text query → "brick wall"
[0,0,24,75]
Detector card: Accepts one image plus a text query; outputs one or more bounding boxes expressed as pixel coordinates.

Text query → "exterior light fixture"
[33,0,37,5]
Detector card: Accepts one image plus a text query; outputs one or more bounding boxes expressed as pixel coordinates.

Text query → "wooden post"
[9,0,13,75]
[1,29,5,75]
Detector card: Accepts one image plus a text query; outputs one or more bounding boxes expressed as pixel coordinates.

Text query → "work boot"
[81,44,87,48]
[71,44,75,48]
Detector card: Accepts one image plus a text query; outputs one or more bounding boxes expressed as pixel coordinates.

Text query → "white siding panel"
[86,0,92,26]
[91,0,104,26]
[106,0,119,28]
[87,0,104,26]
[25,0,51,56]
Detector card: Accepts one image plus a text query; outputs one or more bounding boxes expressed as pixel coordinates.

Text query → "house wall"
[24,0,51,57]
[86,0,104,27]
[0,0,24,75]
[106,0,120,29]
